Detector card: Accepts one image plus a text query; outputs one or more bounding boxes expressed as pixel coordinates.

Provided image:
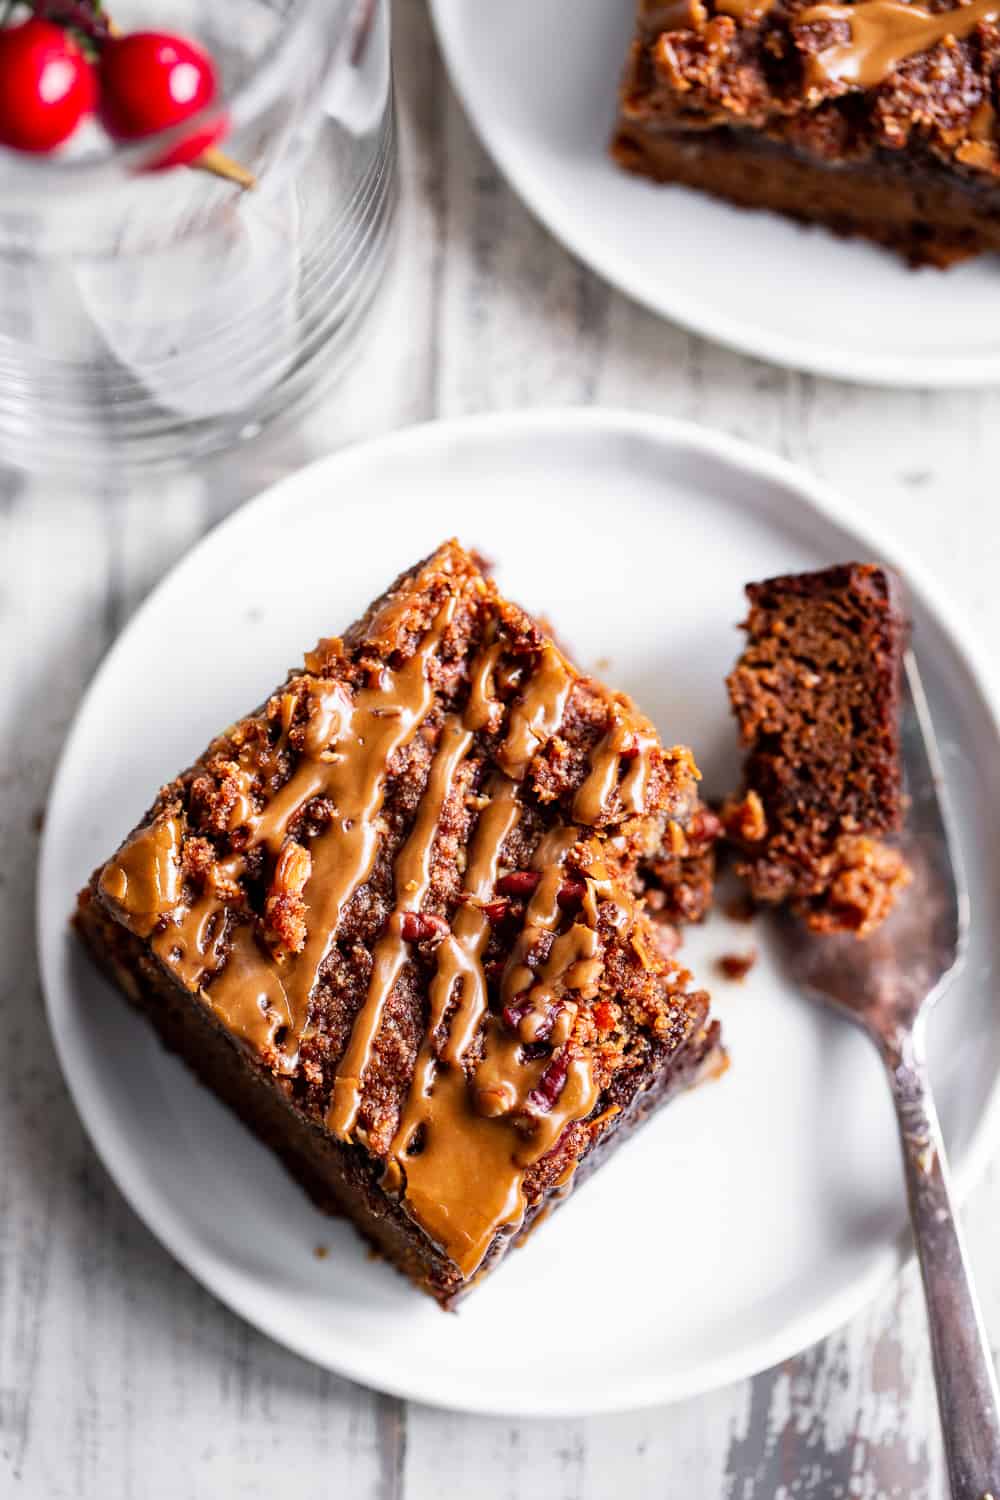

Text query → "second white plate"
[38,410,1000,1414]
[430,0,1000,387]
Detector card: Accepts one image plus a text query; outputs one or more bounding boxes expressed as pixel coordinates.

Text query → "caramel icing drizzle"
[381,779,520,1179]
[99,597,671,1277]
[150,891,227,991]
[572,714,657,827]
[386,813,603,1278]
[799,0,1000,89]
[210,607,455,1054]
[498,827,587,1033]
[465,640,504,732]
[497,643,572,779]
[200,924,294,1055]
[326,716,475,1137]
[437,778,523,1065]
[99,818,183,937]
[390,1030,598,1280]
[101,603,456,1059]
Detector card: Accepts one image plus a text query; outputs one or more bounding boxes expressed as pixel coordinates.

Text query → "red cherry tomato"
[98,31,224,168]
[0,18,96,154]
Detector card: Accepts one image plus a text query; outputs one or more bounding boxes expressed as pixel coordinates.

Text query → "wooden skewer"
[195,145,256,191]
[106,17,256,190]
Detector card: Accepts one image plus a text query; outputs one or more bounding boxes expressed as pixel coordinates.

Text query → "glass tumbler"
[0,0,396,473]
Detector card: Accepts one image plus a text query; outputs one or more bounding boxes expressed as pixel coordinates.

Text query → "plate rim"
[427,0,1000,390]
[37,407,1000,1416]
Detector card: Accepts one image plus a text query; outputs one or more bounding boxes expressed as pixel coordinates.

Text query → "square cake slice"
[75,540,723,1306]
[722,563,911,936]
[613,0,1000,266]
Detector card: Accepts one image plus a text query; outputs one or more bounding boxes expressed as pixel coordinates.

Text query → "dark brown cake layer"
[75,540,722,1305]
[612,123,1000,265]
[614,0,1000,265]
[722,563,911,936]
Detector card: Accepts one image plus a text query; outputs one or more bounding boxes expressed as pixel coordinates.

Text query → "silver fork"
[781,651,1000,1500]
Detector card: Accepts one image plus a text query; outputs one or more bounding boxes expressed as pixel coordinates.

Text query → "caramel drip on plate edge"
[99,603,661,1277]
[800,0,1000,89]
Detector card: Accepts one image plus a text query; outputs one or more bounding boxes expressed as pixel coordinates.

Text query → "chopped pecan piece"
[399,910,450,946]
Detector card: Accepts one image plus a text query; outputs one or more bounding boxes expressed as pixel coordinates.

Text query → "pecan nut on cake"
[613,0,1000,265]
[722,564,911,937]
[75,541,724,1306]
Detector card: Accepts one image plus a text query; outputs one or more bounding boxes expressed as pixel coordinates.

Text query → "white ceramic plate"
[39,410,1000,1416]
[429,0,1000,388]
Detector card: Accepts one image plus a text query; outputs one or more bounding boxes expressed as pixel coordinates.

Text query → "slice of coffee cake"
[76,540,723,1305]
[613,0,1000,266]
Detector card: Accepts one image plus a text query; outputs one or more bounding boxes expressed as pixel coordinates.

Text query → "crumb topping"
[620,0,1000,177]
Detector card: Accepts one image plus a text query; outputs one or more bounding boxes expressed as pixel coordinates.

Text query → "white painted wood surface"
[3,3,999,1493]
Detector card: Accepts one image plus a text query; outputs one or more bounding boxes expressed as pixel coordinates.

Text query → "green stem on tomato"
[31,0,109,46]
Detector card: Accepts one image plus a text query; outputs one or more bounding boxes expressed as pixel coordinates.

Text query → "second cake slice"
[723,563,910,935]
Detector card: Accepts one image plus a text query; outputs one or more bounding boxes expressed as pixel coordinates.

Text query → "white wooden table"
[3,3,999,1494]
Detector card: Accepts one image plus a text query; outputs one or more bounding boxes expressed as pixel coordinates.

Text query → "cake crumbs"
[716,949,757,983]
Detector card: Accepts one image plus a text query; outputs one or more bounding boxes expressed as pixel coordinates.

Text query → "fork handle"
[882,1023,1000,1500]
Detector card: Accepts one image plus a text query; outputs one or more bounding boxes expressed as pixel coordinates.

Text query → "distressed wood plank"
[434,91,611,417]
[0,477,114,1494]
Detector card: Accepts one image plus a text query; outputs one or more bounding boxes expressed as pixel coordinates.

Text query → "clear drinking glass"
[0,0,396,473]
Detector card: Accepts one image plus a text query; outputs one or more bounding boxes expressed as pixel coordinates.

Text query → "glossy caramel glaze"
[799,0,999,88]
